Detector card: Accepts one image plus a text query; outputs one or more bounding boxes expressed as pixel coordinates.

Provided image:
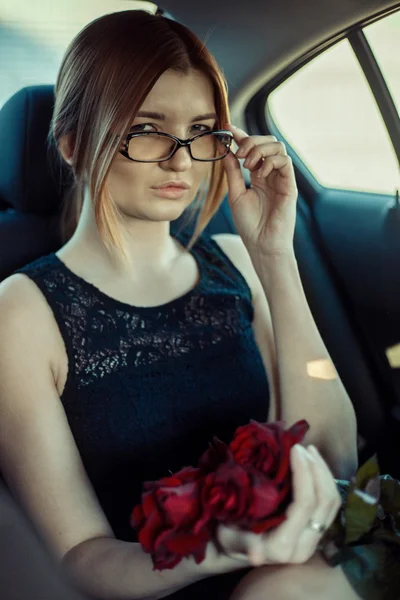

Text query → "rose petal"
[288,420,310,444]
[198,438,231,473]
[130,504,144,529]
[162,484,201,528]
[250,478,281,519]
[141,492,159,518]
[164,529,210,556]
[274,433,292,484]
[138,506,166,551]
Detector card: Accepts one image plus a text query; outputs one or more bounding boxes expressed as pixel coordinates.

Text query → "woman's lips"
[151,186,189,199]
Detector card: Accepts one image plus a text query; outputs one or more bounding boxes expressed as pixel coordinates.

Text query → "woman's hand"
[222,124,298,259]
[215,444,341,568]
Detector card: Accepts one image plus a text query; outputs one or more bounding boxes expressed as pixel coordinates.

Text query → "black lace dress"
[17,229,270,599]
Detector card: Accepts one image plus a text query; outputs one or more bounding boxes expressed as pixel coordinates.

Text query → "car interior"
[0,0,399,595]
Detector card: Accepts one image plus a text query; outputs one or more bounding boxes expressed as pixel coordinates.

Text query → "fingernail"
[305,446,317,462]
[293,444,305,460]
[295,444,315,463]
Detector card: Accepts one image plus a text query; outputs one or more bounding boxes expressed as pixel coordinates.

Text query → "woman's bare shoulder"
[0,271,48,306]
[0,273,65,385]
[0,273,57,336]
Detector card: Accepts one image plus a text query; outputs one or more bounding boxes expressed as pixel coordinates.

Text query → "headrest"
[0,85,72,214]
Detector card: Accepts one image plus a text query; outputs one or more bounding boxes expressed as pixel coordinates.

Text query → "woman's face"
[107,68,218,223]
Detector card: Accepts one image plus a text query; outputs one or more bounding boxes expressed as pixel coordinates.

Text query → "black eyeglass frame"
[119,129,234,163]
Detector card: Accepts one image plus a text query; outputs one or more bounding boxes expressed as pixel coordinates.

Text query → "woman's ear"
[58,133,75,166]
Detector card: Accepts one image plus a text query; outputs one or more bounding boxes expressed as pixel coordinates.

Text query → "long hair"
[48,9,230,254]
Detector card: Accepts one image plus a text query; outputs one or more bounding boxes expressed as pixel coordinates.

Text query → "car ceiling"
[158,0,399,122]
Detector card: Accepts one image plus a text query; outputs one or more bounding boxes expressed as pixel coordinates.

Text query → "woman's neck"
[58,196,184,280]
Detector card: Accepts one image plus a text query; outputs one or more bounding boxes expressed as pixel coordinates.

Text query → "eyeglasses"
[119,129,233,163]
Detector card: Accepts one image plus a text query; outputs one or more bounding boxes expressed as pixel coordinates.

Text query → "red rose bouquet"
[130,419,309,570]
[131,420,400,599]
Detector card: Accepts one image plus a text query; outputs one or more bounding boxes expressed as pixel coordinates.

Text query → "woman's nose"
[161,146,192,171]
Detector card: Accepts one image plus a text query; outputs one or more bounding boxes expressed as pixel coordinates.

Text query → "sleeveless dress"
[17,229,270,599]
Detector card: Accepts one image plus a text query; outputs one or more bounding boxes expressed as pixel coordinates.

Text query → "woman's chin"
[119,196,194,223]
[149,197,193,220]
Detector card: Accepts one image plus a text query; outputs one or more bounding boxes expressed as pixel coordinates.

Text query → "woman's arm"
[0,275,240,600]
[212,235,358,480]
[253,251,358,479]
[63,536,238,600]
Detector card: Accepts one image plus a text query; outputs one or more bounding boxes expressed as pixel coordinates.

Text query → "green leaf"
[344,457,380,544]
[354,455,380,490]
[344,490,378,544]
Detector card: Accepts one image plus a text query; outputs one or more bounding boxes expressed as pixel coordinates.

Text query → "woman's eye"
[191,124,212,133]
[131,123,158,132]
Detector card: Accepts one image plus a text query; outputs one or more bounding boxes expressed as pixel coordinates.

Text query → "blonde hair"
[48,9,230,255]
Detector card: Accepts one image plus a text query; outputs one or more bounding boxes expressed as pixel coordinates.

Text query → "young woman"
[0,9,359,600]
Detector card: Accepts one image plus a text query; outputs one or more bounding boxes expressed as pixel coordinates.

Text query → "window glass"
[364,11,400,117]
[0,1,157,109]
[267,39,399,195]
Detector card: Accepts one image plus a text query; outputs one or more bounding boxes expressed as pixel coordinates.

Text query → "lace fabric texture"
[17,230,270,563]
[46,265,253,391]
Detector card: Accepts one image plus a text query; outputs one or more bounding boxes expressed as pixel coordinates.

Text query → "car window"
[0,1,157,109]
[364,11,400,118]
[265,17,400,196]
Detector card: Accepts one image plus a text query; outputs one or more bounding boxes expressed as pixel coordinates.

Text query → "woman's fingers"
[305,445,341,528]
[216,523,255,564]
[261,444,316,563]
[242,141,287,169]
[224,123,277,155]
[237,140,294,183]
[290,445,342,563]
[215,444,342,569]
[255,154,294,181]
[308,445,342,525]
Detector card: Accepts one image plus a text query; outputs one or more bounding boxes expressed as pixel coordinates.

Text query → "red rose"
[230,420,309,481]
[229,420,309,533]
[131,466,211,570]
[195,438,281,533]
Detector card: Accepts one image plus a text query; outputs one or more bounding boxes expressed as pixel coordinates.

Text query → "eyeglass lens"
[128,132,231,161]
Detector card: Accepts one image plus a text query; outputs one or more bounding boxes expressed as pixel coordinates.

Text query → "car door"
[246,8,400,475]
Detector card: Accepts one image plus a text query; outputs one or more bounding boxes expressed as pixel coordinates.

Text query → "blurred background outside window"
[0,1,157,109]
[267,11,400,195]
